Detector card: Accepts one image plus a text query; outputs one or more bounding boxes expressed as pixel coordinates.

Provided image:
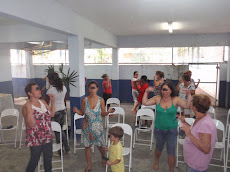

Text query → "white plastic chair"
[177,107,182,116]
[225,109,230,139]
[225,126,230,172]
[176,118,195,167]
[105,98,120,128]
[0,109,19,148]
[19,118,26,149]
[105,123,133,172]
[62,110,69,145]
[73,113,94,154]
[105,107,125,145]
[208,106,216,119]
[141,104,156,112]
[209,119,225,170]
[133,108,155,151]
[38,121,63,172]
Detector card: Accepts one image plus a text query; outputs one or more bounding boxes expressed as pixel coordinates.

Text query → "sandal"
[84,168,92,172]
[102,160,106,167]
[153,162,159,171]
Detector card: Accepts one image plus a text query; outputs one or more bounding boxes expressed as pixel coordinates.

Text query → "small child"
[106,126,124,172]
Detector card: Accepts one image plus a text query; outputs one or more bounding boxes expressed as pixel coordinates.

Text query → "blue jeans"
[187,166,207,172]
[53,110,70,152]
[154,127,177,156]
[26,142,52,172]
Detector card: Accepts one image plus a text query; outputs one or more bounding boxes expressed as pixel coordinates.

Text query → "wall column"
[225,46,230,108]
[0,45,13,95]
[68,35,85,136]
[111,48,119,98]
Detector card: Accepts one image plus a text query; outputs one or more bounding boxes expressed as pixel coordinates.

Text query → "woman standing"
[73,80,114,172]
[101,74,112,107]
[131,71,140,113]
[22,82,56,172]
[178,94,217,172]
[46,72,70,154]
[153,71,164,96]
[142,81,192,172]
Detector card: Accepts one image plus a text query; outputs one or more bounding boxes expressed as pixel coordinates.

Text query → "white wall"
[11,65,26,78]
[0,44,12,82]
[32,64,187,80]
[118,33,230,48]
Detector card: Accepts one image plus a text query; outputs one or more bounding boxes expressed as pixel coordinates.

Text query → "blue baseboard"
[0,80,14,97]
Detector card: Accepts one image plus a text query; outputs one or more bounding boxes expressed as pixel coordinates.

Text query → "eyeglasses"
[162,88,168,91]
[36,87,40,90]
[90,87,96,89]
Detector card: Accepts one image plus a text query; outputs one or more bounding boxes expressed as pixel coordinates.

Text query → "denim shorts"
[154,127,178,156]
[187,166,207,172]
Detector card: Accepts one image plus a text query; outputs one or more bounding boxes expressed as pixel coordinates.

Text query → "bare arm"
[73,98,85,116]
[142,87,158,106]
[107,159,121,166]
[100,98,115,117]
[105,79,111,89]
[22,102,34,128]
[176,90,192,109]
[176,79,183,92]
[41,94,56,117]
[195,79,200,89]
[182,124,211,154]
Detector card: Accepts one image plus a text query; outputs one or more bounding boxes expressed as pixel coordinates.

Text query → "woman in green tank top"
[142,81,192,172]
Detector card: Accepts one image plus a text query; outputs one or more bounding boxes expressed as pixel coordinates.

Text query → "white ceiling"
[57,0,230,36]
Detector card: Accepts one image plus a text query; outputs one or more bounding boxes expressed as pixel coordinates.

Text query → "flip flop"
[84,168,92,172]
[153,163,159,171]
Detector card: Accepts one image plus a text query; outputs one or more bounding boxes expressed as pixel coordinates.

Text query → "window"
[119,48,172,64]
[84,48,112,64]
[10,49,26,65]
[173,46,226,64]
[32,50,69,64]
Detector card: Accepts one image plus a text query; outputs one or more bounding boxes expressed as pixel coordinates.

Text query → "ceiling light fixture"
[168,22,173,33]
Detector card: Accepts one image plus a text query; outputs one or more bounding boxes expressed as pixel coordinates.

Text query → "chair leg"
[14,128,18,149]
[176,139,179,167]
[133,130,136,149]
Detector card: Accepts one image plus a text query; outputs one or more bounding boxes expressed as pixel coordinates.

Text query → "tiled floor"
[0,102,229,172]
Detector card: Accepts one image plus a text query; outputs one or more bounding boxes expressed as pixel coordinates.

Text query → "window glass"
[32,50,69,64]
[84,48,112,64]
[119,48,172,64]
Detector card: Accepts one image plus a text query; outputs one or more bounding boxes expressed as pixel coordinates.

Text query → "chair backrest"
[51,121,62,132]
[141,104,156,111]
[112,123,132,137]
[208,106,216,119]
[74,113,84,121]
[177,107,182,116]
[213,119,224,143]
[107,107,125,125]
[106,98,120,107]
[135,109,155,126]
[1,109,19,118]
[184,118,195,125]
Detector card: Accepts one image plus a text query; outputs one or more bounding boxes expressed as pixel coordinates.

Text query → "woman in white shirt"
[47,72,70,154]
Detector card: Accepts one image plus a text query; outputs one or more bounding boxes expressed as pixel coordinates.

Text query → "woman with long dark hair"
[46,72,70,154]
[142,81,192,172]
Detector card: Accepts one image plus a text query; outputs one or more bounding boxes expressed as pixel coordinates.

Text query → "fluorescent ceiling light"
[27,42,42,45]
[168,22,173,33]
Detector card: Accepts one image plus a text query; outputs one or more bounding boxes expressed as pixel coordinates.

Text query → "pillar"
[0,45,13,96]
[111,48,119,98]
[225,46,230,108]
[68,35,85,136]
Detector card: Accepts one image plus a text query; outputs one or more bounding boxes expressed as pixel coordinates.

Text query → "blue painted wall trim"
[225,82,230,109]
[0,80,14,97]
[219,81,226,107]
[70,96,85,138]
